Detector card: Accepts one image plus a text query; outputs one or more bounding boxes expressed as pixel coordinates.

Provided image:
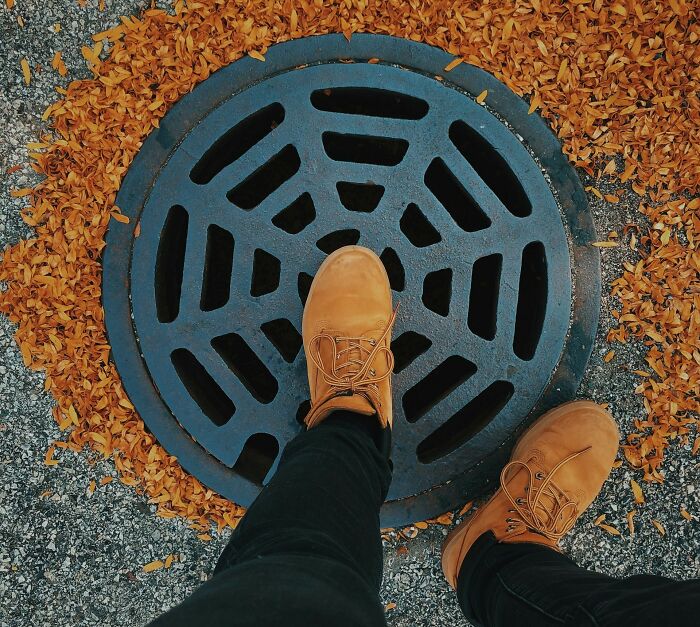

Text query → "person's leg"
[457,530,700,626]
[151,412,391,627]
[442,400,700,626]
[153,245,398,626]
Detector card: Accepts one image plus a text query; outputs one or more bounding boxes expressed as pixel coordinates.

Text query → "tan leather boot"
[441,400,619,589]
[302,245,397,429]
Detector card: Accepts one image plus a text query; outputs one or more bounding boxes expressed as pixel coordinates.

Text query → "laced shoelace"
[500,446,592,542]
[305,306,399,417]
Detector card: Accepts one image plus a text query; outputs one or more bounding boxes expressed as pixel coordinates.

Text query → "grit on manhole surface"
[0,1,698,627]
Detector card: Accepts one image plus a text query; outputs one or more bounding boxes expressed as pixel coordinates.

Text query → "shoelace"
[500,446,592,542]
[305,306,399,417]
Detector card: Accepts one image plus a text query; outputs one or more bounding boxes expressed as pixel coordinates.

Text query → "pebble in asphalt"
[1,2,698,625]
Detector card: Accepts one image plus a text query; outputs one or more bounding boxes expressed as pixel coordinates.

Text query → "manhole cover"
[103,34,599,526]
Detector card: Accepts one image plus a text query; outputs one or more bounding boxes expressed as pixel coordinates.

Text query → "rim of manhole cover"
[103,33,600,527]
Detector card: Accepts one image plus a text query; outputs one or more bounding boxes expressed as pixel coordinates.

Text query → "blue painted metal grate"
[104,35,599,525]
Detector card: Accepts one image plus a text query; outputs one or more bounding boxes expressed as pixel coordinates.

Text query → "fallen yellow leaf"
[443,57,463,72]
[598,523,620,536]
[651,519,665,536]
[20,58,30,85]
[631,479,645,504]
[143,560,164,573]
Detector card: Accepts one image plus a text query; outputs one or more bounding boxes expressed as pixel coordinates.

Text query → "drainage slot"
[211,333,278,403]
[155,205,188,323]
[190,102,285,185]
[200,225,234,312]
[468,253,502,341]
[449,120,531,218]
[296,399,311,425]
[310,87,429,120]
[514,242,548,361]
[400,203,442,248]
[171,348,234,426]
[422,268,452,317]
[232,433,279,484]
[272,193,316,234]
[402,355,476,423]
[425,158,491,232]
[298,272,314,306]
[251,249,281,297]
[380,247,405,292]
[337,181,385,212]
[261,318,303,363]
[316,229,361,254]
[391,331,432,374]
[417,380,514,463]
[322,132,409,166]
[227,144,300,209]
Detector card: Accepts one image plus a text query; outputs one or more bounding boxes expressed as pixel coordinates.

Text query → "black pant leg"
[151,412,391,627]
[457,531,700,627]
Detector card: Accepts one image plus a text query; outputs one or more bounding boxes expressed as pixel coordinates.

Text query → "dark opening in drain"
[322,132,409,165]
[297,272,314,306]
[232,433,279,484]
[417,380,514,463]
[296,399,311,425]
[200,225,234,312]
[316,229,361,254]
[449,120,531,218]
[155,205,188,323]
[514,242,548,361]
[391,331,432,373]
[261,319,303,363]
[468,253,502,341]
[425,158,491,232]
[211,333,279,403]
[171,348,235,426]
[251,249,281,297]
[422,268,452,317]
[272,193,316,234]
[310,87,429,120]
[337,181,385,212]
[190,102,285,185]
[402,355,477,423]
[400,203,441,248]
[227,144,300,209]
[380,247,405,292]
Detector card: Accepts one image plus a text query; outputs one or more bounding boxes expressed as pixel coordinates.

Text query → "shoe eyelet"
[370,369,376,376]
[369,339,376,346]
[535,472,545,480]
[516,498,525,505]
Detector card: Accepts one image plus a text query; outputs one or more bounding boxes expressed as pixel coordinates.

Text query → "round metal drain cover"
[104,34,599,525]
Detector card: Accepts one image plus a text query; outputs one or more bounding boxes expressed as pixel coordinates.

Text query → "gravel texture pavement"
[1,2,698,626]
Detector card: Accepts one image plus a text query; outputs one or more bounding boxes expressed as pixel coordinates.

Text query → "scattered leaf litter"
[0,0,698,533]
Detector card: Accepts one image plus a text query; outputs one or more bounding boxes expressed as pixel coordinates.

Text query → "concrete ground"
[1,2,698,626]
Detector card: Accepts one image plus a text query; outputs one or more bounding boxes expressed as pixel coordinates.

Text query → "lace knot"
[305,306,398,417]
[500,447,592,542]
